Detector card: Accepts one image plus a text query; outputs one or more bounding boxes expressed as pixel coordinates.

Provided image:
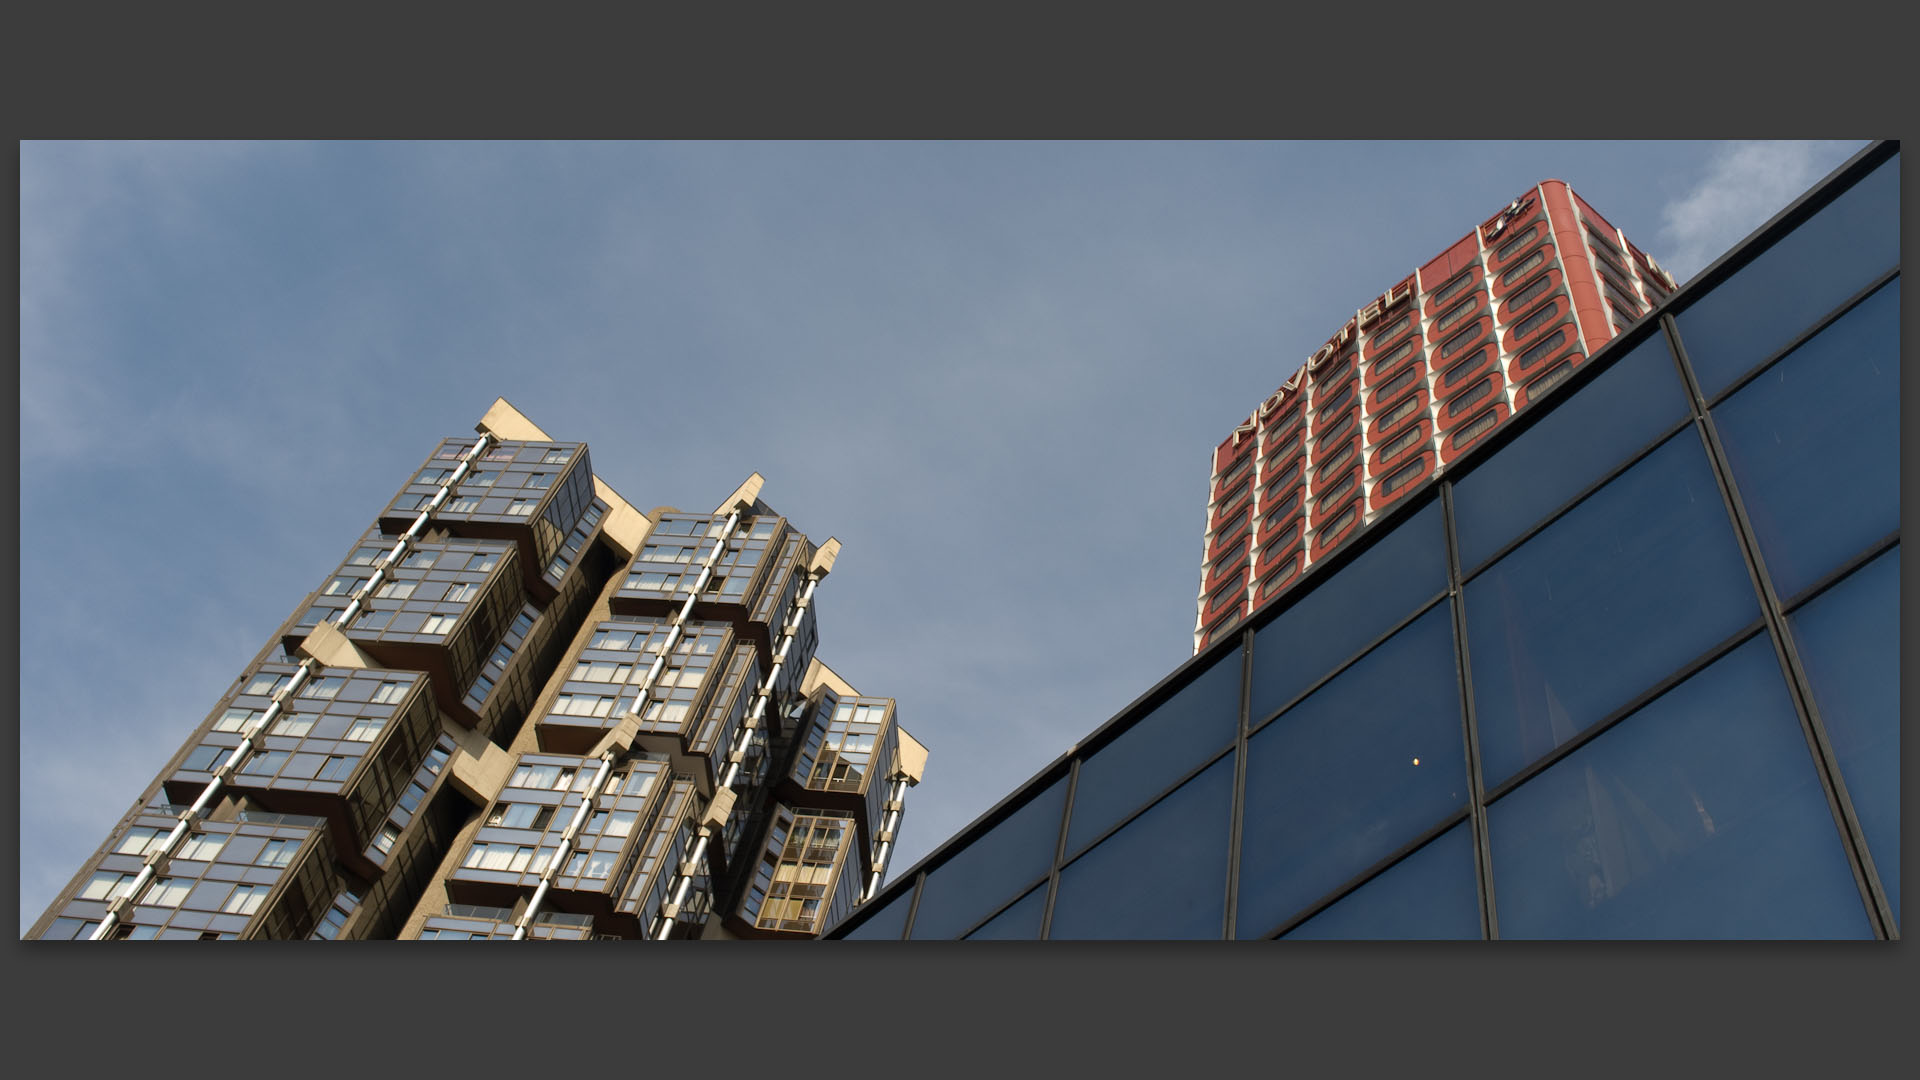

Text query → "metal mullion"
[1480,619,1769,807]
[1259,808,1473,941]
[1246,587,1451,736]
[1779,529,1901,616]
[895,870,926,940]
[1221,628,1254,939]
[1058,741,1239,869]
[1037,758,1080,940]
[1701,267,1901,410]
[1458,415,1693,585]
[1662,312,1895,938]
[955,870,1055,941]
[1441,482,1497,940]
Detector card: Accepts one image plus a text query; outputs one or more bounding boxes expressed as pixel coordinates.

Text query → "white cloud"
[1656,141,1866,283]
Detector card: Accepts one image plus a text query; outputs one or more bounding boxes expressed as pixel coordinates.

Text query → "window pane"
[907,778,1066,940]
[1452,333,1689,572]
[1489,637,1871,938]
[1237,604,1468,938]
[1049,755,1233,940]
[1281,822,1479,940]
[964,883,1049,941]
[839,886,913,941]
[1250,500,1446,722]
[1676,153,1899,399]
[1467,431,1759,788]
[1788,546,1899,922]
[1064,649,1239,857]
[1711,279,1899,600]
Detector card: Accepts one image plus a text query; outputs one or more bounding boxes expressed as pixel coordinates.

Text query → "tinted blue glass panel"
[838,883,913,940]
[963,883,1048,940]
[1236,604,1468,938]
[908,778,1066,939]
[1064,650,1239,857]
[1048,756,1233,939]
[1250,500,1446,722]
[1677,152,1899,399]
[1467,431,1758,788]
[1490,636,1871,938]
[1789,546,1899,922]
[1711,279,1899,601]
[1281,822,1479,940]
[1453,333,1688,572]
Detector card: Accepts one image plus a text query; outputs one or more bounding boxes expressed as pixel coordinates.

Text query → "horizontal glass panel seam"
[1458,414,1695,585]
[1248,588,1450,735]
[1701,268,1900,410]
[1258,809,1472,940]
[1780,530,1901,616]
[1060,741,1237,866]
[1480,618,1770,807]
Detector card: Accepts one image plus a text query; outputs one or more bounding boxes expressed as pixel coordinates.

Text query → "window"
[213,708,255,733]
[374,580,416,602]
[1429,268,1477,305]
[300,676,344,699]
[1371,364,1419,405]
[420,613,457,635]
[371,824,400,855]
[1215,452,1252,489]
[1377,422,1426,465]
[1051,757,1234,940]
[487,803,555,830]
[1259,561,1298,597]
[1209,576,1245,612]
[572,661,635,684]
[1438,324,1483,358]
[1367,315,1410,349]
[271,712,314,737]
[1315,472,1356,513]
[1446,409,1500,453]
[1315,440,1356,481]
[1522,361,1573,401]
[1368,338,1417,376]
[1374,392,1422,433]
[506,499,535,517]
[1511,300,1561,341]
[589,628,637,652]
[1440,348,1491,390]
[525,472,553,489]
[344,716,386,742]
[257,839,299,868]
[322,575,362,596]
[1315,380,1354,415]
[1499,248,1545,285]
[1444,378,1494,420]
[1376,456,1426,497]
[1435,296,1479,332]
[444,582,478,603]
[1494,223,1539,261]
[146,878,192,908]
[240,749,288,775]
[80,871,136,901]
[371,680,407,705]
[909,779,1067,939]
[316,755,354,781]
[1514,327,1569,370]
[543,448,572,464]
[1317,503,1359,542]
[446,496,479,513]
[347,546,382,566]
[465,552,500,573]
[243,673,286,697]
[1316,410,1356,446]
[223,884,272,916]
[1505,273,1553,314]
[115,827,166,856]
[181,744,227,772]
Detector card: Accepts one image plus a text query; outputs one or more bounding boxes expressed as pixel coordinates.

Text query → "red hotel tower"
[1195,180,1680,652]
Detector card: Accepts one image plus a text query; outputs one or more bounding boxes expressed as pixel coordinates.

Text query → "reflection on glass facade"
[830,142,1899,941]
[32,401,926,941]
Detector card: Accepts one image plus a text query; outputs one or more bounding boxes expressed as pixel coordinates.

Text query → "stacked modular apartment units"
[1195,179,1680,652]
[30,401,925,941]
[834,142,1898,940]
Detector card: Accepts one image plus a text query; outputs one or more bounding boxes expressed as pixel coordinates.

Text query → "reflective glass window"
[1065,650,1240,857]
[1788,546,1899,921]
[1488,637,1872,938]
[1467,431,1759,788]
[1676,153,1899,399]
[1280,822,1479,940]
[840,885,913,940]
[1453,332,1688,572]
[1250,500,1445,721]
[1049,756,1233,939]
[1710,279,1899,600]
[964,883,1049,940]
[907,778,1066,939]
[1237,605,1468,937]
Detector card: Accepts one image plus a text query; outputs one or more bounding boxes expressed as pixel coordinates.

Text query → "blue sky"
[18,140,1867,932]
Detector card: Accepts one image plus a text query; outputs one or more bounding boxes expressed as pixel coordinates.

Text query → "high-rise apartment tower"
[1196,181,1678,651]
[30,399,926,941]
